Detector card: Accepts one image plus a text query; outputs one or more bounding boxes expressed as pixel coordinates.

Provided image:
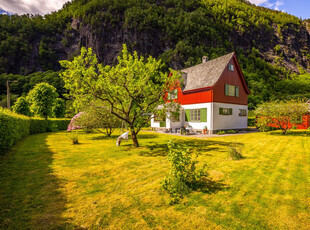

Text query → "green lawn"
[0,130,310,229]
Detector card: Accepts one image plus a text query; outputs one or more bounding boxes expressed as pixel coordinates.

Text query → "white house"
[151,52,250,134]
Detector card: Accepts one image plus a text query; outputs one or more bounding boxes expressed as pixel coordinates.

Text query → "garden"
[1,44,309,229]
[0,128,310,229]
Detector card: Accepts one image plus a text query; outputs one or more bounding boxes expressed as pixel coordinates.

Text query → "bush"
[161,140,209,204]
[226,130,236,134]
[0,108,70,155]
[248,117,256,126]
[12,96,31,116]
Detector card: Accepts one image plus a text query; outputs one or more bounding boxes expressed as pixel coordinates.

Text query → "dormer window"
[168,89,178,100]
[228,64,234,71]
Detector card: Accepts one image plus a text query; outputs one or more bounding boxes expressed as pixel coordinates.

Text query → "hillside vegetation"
[0,0,309,108]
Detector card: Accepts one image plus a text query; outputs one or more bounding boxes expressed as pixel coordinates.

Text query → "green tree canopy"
[27,82,58,119]
[11,96,31,116]
[60,45,180,146]
[254,99,309,134]
[52,98,65,118]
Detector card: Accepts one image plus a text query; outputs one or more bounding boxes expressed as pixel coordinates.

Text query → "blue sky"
[249,0,310,19]
[0,0,309,19]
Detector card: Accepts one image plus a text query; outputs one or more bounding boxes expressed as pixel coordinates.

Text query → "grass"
[0,129,310,229]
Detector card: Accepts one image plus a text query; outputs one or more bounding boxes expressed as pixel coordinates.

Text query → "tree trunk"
[130,127,139,147]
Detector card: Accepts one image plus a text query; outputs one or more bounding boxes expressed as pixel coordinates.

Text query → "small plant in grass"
[226,130,236,134]
[161,140,209,204]
[67,131,79,144]
[228,144,244,160]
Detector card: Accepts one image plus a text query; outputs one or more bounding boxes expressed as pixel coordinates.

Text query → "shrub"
[0,108,70,155]
[12,96,31,116]
[255,100,308,135]
[226,130,236,134]
[228,144,244,160]
[67,131,79,144]
[161,140,209,204]
[217,131,225,135]
[248,117,256,126]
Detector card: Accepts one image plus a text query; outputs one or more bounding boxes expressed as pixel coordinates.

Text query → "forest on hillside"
[0,0,309,110]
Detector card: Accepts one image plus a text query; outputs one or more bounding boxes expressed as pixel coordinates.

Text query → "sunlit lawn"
[0,129,310,229]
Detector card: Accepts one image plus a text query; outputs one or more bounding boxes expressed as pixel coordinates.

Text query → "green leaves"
[161,140,209,204]
[27,83,58,119]
[60,44,181,146]
[255,99,309,134]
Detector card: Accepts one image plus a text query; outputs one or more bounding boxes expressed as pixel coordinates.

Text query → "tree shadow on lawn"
[199,178,229,194]
[268,130,310,136]
[90,133,158,141]
[138,138,243,157]
[0,133,80,229]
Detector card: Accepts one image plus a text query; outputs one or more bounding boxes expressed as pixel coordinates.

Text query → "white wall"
[213,102,248,131]
[151,117,161,128]
[182,103,212,130]
[151,102,248,132]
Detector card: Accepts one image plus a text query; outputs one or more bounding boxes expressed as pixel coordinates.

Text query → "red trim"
[182,86,213,94]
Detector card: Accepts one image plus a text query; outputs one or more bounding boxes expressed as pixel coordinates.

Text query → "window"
[185,109,207,122]
[225,84,239,97]
[228,64,234,71]
[168,89,178,100]
[190,109,201,121]
[219,108,233,115]
[154,114,165,122]
[239,109,247,117]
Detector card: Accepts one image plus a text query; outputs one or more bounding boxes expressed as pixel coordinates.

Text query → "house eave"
[182,86,213,94]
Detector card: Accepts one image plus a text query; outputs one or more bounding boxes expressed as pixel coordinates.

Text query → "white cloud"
[248,0,285,11]
[248,0,269,5]
[0,0,71,15]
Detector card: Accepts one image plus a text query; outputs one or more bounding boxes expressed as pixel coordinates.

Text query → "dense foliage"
[73,102,121,136]
[11,96,31,116]
[27,83,58,119]
[254,99,309,134]
[60,45,180,147]
[0,0,309,108]
[52,98,66,118]
[0,108,70,155]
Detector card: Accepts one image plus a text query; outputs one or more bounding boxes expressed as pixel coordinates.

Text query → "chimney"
[202,56,208,63]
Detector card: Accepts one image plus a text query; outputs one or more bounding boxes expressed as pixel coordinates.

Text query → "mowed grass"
[0,130,310,229]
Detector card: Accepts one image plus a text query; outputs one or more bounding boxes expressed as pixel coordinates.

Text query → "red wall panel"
[213,57,248,105]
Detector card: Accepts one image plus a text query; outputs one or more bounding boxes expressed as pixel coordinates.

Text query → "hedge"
[0,108,70,155]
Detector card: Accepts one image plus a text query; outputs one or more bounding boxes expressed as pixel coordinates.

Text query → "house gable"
[212,54,249,105]
[167,53,249,106]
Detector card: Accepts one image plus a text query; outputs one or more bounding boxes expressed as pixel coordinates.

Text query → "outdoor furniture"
[185,126,196,135]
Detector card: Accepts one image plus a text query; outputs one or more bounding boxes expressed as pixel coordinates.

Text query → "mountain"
[0,0,309,108]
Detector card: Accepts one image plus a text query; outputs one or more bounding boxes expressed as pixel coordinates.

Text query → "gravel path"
[142,129,259,139]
